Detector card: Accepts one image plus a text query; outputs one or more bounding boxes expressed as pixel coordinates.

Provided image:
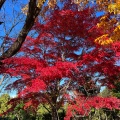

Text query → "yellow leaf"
[108,3,120,14]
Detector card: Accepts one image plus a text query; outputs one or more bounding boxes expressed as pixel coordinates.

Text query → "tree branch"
[0,0,45,60]
[0,0,5,9]
[0,74,6,85]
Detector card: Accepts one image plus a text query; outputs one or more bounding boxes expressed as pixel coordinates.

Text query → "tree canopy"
[0,0,120,120]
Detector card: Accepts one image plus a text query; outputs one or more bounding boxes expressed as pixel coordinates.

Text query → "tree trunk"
[51,107,59,120]
[0,0,5,9]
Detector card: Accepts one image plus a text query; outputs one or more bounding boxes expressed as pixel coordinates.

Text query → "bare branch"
[60,79,72,93]
[0,74,11,93]
[0,74,6,85]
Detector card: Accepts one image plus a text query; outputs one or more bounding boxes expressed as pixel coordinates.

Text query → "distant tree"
[99,87,112,97]
[112,82,120,98]
[0,94,10,115]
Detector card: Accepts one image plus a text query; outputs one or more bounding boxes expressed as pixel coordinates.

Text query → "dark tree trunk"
[51,107,59,120]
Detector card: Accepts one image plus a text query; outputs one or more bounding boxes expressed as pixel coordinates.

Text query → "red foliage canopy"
[1,2,120,118]
[65,96,120,120]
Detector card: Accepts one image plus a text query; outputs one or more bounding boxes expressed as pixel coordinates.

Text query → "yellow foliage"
[48,0,56,9]
[96,16,117,36]
[22,4,28,15]
[95,24,120,45]
[111,25,120,40]
[22,0,46,15]
[95,34,114,45]
[21,0,120,14]
[37,0,46,8]
[108,3,120,14]
[115,25,120,30]
[72,0,120,12]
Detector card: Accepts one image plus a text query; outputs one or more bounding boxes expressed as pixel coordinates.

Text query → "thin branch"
[0,74,6,85]
[60,78,72,93]
[0,74,11,93]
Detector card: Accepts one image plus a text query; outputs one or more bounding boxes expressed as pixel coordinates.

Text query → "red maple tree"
[1,2,120,120]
